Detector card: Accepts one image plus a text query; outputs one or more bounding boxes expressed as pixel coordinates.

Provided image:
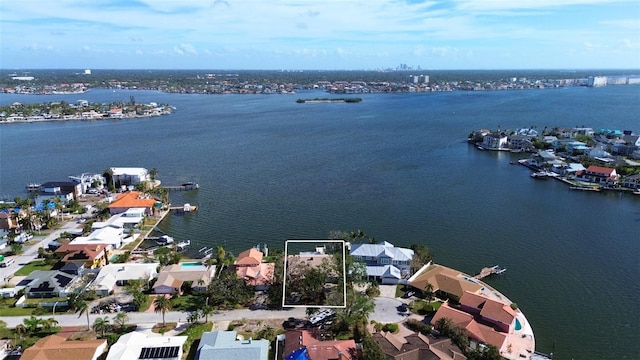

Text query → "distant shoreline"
[296,97,362,103]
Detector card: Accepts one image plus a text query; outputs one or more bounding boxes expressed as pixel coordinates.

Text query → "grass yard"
[14,260,54,276]
[181,322,214,360]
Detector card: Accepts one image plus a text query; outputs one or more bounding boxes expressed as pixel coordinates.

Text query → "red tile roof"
[235,248,263,266]
[585,165,615,175]
[284,330,357,360]
[108,191,156,209]
[20,334,106,360]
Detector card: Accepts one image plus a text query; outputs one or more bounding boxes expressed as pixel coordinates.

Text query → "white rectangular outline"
[282,239,347,308]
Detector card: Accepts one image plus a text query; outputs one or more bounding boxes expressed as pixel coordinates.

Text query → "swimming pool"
[181,262,202,267]
[515,318,523,331]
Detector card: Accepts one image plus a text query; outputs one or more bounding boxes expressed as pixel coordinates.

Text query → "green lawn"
[0,306,35,316]
[181,322,213,360]
[14,260,54,276]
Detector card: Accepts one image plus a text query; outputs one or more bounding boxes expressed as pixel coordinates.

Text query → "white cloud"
[1,0,638,69]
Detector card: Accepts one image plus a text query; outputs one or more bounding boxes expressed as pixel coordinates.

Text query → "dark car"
[397,303,409,312]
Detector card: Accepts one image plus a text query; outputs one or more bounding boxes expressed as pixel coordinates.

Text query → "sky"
[1,0,639,70]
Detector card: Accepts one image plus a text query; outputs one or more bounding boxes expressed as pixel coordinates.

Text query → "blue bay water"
[1,86,639,359]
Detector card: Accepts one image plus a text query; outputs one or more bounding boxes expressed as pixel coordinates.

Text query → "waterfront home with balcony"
[575,165,619,185]
[350,241,413,283]
[481,132,508,150]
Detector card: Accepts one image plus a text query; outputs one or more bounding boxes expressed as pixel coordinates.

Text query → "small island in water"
[296,97,362,103]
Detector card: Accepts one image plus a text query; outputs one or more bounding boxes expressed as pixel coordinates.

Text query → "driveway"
[370,296,406,324]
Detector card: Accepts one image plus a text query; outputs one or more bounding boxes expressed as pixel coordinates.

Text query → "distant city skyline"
[1,0,639,70]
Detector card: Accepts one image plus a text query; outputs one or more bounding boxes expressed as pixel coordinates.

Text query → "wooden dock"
[474,265,506,279]
[163,182,199,191]
[169,203,198,212]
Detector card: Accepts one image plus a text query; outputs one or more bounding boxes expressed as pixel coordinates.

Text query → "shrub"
[406,318,432,335]
[510,302,518,310]
[227,324,235,331]
[381,323,398,333]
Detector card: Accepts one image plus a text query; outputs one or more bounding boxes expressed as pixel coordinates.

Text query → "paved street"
[0,306,308,329]
[0,215,81,285]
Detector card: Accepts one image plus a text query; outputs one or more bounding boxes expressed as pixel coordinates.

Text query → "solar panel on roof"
[55,274,73,287]
[139,346,179,359]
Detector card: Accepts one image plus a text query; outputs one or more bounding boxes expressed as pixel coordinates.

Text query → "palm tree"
[76,299,91,330]
[215,245,226,265]
[23,315,43,333]
[200,304,214,324]
[15,324,27,339]
[424,283,435,302]
[42,318,58,333]
[92,316,110,337]
[153,295,172,327]
[113,312,129,331]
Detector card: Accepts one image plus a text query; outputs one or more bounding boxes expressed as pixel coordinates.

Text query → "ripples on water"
[1,86,639,359]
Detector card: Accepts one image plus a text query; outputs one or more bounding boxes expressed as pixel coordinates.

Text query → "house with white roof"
[109,167,151,186]
[106,332,187,360]
[70,222,127,249]
[350,241,414,284]
[89,263,159,296]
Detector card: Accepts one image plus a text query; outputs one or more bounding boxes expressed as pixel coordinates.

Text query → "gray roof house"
[18,270,77,298]
[197,330,269,360]
[350,241,414,284]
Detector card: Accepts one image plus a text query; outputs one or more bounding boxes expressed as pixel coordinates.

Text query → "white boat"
[176,240,191,252]
[155,235,174,245]
[530,171,549,179]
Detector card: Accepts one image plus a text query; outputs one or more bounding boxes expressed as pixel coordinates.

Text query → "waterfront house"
[576,165,618,185]
[431,304,508,355]
[107,191,156,215]
[526,150,558,168]
[19,270,78,298]
[284,329,357,360]
[106,331,187,360]
[481,132,508,150]
[69,173,105,194]
[507,135,534,152]
[233,248,275,290]
[407,263,482,302]
[0,211,20,231]
[90,262,159,296]
[459,291,517,333]
[621,173,640,190]
[21,334,106,360]
[55,243,112,272]
[109,167,151,186]
[371,330,466,360]
[350,241,414,283]
[70,222,126,249]
[153,263,214,294]
[197,330,269,360]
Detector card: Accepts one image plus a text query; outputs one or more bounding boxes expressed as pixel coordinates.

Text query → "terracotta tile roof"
[56,243,109,262]
[284,330,357,360]
[432,304,474,328]
[585,165,615,175]
[431,304,507,351]
[20,334,106,360]
[235,262,274,287]
[107,191,156,209]
[409,264,482,300]
[460,291,516,325]
[235,248,263,266]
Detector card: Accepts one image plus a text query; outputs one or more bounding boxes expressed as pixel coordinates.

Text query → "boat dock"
[474,265,507,279]
[169,203,198,212]
[163,182,199,191]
